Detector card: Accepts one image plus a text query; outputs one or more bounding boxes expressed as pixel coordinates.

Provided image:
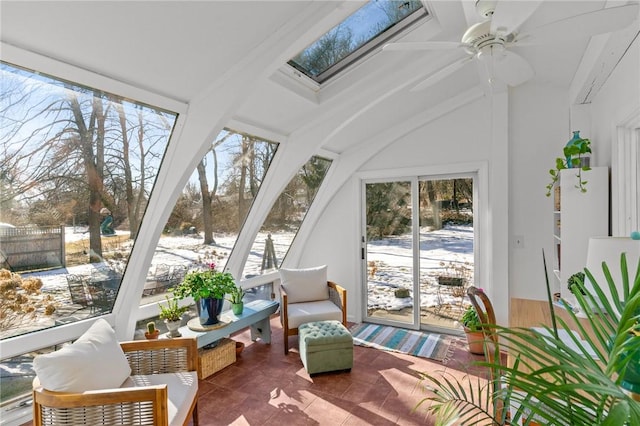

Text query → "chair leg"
[192,402,199,425]
[284,329,289,355]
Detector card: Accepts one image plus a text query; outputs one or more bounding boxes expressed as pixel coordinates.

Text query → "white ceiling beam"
[284,86,485,266]
[570,6,640,105]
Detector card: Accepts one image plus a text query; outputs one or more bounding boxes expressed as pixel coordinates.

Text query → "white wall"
[272,37,639,326]
[361,100,490,170]
[508,37,640,301]
[508,82,571,300]
[299,98,493,323]
[299,63,639,319]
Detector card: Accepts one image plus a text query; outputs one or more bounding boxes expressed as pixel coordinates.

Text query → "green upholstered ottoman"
[298,320,353,375]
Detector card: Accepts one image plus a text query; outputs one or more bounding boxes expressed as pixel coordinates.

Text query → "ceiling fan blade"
[490,0,543,36]
[493,50,534,86]
[516,3,640,46]
[382,41,463,51]
[410,56,473,92]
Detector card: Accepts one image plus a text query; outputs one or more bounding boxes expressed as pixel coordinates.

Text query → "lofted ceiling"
[0,0,632,154]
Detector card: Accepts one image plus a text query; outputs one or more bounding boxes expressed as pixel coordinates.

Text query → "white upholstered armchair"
[279,265,347,354]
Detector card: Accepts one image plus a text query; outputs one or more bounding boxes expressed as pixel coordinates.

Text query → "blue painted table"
[176,299,279,348]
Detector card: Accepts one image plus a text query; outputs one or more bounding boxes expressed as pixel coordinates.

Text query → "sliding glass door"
[364,181,414,325]
[417,177,474,331]
[363,176,475,332]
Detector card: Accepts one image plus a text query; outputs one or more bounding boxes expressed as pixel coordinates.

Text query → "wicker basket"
[198,338,236,379]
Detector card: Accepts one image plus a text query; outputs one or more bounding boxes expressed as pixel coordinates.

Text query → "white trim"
[358,161,486,181]
[1,42,187,114]
[358,163,486,333]
[411,177,421,328]
[227,118,289,145]
[1,315,115,360]
[612,107,640,236]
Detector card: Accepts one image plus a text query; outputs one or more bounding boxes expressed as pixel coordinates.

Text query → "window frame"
[0,46,187,360]
[287,2,428,84]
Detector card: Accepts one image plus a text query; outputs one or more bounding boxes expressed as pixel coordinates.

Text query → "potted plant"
[172,262,236,326]
[567,271,586,296]
[145,321,159,339]
[159,296,189,337]
[227,283,245,315]
[235,340,245,356]
[418,253,640,425]
[461,305,484,355]
[545,131,592,197]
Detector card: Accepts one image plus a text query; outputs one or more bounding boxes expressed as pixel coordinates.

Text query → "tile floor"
[191,316,486,425]
[24,316,488,426]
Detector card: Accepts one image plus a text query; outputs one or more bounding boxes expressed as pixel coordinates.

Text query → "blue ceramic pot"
[196,297,224,326]
[565,131,581,168]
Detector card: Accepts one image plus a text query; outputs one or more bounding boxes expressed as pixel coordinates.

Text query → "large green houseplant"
[172,262,235,301]
[418,253,640,425]
[172,262,236,326]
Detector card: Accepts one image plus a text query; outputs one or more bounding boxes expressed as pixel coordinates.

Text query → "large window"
[0,61,176,406]
[288,0,426,83]
[0,62,176,339]
[242,155,331,278]
[141,129,279,304]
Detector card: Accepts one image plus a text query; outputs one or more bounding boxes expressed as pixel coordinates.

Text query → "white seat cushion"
[124,371,198,426]
[287,300,343,329]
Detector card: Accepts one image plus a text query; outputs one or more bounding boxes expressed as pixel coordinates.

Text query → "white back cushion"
[33,318,131,392]
[280,265,328,303]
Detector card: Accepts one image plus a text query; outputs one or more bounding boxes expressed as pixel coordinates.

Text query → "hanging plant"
[545,133,592,197]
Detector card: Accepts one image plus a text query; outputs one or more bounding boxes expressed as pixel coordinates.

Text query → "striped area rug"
[350,323,453,362]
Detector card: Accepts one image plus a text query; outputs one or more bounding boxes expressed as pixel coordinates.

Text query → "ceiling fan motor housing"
[461,21,506,54]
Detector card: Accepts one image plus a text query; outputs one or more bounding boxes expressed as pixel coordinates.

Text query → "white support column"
[490,90,509,327]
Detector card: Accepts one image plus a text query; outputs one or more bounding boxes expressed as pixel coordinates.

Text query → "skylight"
[288,0,426,83]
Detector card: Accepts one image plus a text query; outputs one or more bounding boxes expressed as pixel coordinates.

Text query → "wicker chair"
[32,337,199,426]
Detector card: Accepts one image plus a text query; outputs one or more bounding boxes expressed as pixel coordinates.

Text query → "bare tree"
[0,63,174,263]
[290,24,354,77]
[197,159,214,244]
[68,91,109,261]
[196,132,231,244]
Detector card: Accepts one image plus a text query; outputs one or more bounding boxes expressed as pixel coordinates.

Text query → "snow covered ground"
[366,225,473,312]
[23,224,473,327]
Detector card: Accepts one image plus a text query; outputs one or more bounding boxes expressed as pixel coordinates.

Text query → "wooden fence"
[0,225,65,272]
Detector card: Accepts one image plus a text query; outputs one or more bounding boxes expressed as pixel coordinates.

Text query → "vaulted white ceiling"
[0,0,630,154]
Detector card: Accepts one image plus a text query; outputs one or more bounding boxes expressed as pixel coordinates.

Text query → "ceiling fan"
[383,0,640,91]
